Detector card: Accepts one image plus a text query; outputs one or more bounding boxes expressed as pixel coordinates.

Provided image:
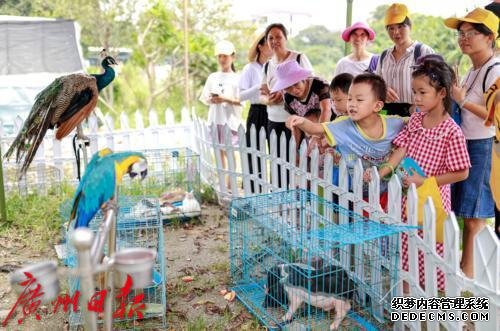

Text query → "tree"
[289,25,344,81]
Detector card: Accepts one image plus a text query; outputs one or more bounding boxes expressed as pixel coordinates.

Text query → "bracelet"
[378,162,394,181]
[459,98,467,109]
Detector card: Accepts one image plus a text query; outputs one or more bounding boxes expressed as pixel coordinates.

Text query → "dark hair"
[330,73,354,94]
[256,36,266,59]
[412,57,454,114]
[265,23,288,40]
[402,17,412,28]
[386,17,412,29]
[352,73,387,102]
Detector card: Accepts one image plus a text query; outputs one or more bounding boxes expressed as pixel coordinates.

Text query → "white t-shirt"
[239,61,264,105]
[460,56,499,140]
[199,71,242,131]
[262,51,313,122]
[334,54,373,77]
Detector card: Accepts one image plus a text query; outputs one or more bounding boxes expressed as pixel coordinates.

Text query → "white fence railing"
[1,111,498,330]
[0,108,194,188]
[192,118,499,331]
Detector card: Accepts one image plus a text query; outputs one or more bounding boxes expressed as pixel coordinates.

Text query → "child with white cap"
[199,40,242,191]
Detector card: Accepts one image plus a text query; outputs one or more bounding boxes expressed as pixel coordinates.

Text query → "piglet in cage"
[263,263,356,330]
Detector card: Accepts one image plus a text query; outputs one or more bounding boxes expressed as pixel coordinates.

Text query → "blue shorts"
[452,137,495,218]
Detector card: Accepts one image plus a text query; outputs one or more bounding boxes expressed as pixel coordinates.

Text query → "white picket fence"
[191,118,500,331]
[0,108,194,189]
[1,111,498,330]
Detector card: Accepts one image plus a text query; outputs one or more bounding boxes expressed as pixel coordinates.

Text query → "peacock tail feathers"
[4,73,98,177]
[4,54,116,178]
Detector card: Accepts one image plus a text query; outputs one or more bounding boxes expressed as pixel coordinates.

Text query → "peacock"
[4,49,117,177]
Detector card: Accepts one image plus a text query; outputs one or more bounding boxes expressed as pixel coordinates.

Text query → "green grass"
[0,181,74,249]
[210,261,230,274]
[186,315,208,330]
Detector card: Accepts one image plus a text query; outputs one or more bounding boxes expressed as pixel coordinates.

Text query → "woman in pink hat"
[271,60,333,147]
[334,22,378,77]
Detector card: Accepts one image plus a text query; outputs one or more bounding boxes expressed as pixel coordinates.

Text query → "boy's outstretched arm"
[286,115,325,136]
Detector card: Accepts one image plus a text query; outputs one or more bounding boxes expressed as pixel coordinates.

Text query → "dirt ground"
[0,202,262,331]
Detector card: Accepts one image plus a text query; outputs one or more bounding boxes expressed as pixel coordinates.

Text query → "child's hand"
[286,115,304,129]
[307,136,321,156]
[363,168,373,183]
[402,168,426,188]
[451,84,466,105]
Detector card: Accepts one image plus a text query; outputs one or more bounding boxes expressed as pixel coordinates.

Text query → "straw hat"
[247,31,266,62]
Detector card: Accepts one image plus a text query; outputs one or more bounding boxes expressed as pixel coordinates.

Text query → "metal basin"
[113,248,156,289]
[9,261,59,303]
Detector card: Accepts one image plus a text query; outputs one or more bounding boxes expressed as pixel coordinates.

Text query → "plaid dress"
[393,112,470,291]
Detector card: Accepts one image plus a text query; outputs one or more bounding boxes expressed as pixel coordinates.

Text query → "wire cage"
[61,196,167,330]
[2,163,67,196]
[119,148,201,222]
[229,189,411,331]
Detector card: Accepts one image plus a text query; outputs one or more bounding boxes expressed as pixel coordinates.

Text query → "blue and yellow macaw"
[70,150,147,228]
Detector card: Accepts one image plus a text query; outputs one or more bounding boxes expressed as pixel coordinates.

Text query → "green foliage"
[200,183,218,204]
[0,1,475,122]
[289,25,344,81]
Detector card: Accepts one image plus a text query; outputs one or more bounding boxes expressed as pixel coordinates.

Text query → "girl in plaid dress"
[378,56,471,291]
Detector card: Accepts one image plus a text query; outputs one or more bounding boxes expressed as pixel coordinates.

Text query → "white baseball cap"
[214,40,235,56]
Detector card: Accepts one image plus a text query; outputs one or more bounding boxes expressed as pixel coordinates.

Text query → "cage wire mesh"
[61,196,166,330]
[229,189,411,331]
[119,148,201,223]
[2,163,67,196]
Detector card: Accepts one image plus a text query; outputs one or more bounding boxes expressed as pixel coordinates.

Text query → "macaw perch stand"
[9,190,156,331]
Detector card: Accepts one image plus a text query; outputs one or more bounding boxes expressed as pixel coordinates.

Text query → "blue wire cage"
[61,196,166,330]
[119,148,201,223]
[229,189,411,331]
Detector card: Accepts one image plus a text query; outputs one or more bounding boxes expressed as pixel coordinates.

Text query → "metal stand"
[72,228,98,331]
[76,124,89,168]
[89,190,118,331]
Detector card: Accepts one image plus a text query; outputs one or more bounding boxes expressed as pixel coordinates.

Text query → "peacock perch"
[4,51,117,177]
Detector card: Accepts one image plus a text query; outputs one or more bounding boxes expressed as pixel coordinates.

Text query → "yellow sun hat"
[444,8,499,39]
[384,3,409,26]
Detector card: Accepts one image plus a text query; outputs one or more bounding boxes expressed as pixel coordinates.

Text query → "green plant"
[200,183,217,204]
[187,315,208,331]
[210,261,229,273]
[0,181,74,249]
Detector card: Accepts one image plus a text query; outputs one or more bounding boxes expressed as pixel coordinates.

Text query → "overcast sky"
[231,0,494,32]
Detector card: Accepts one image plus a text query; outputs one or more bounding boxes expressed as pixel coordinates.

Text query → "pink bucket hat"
[341,22,375,42]
[270,60,311,93]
